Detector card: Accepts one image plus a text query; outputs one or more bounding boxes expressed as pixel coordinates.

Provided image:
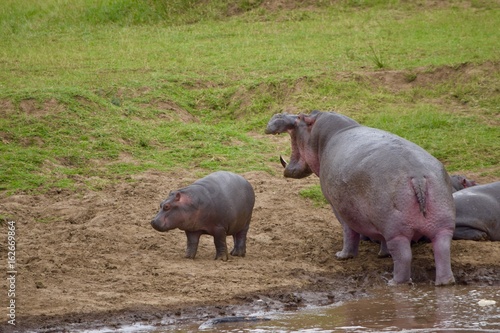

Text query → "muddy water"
[87,285,499,333]
[242,285,500,333]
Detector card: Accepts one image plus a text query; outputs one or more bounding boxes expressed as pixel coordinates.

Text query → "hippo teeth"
[279,155,288,168]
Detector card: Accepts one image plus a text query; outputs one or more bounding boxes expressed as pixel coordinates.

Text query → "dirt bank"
[1,161,499,332]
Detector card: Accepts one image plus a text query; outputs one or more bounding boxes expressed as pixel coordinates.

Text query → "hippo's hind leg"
[378,240,391,258]
[231,223,249,257]
[213,227,229,261]
[431,231,455,286]
[386,236,412,285]
[185,231,203,259]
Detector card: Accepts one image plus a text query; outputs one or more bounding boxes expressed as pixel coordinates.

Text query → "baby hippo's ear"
[174,191,192,205]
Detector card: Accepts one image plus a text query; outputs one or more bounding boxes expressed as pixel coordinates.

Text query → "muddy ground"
[1,147,499,332]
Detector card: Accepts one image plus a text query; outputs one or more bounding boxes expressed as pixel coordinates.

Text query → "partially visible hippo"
[150,171,255,260]
[199,316,271,329]
[453,181,500,241]
[450,174,477,192]
[266,111,456,286]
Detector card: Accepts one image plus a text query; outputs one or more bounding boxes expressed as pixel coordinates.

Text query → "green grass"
[299,185,329,207]
[0,0,499,194]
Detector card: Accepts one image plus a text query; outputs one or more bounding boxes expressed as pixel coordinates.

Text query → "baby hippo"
[151,171,255,261]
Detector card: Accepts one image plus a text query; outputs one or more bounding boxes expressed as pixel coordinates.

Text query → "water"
[247,285,500,333]
[82,285,500,333]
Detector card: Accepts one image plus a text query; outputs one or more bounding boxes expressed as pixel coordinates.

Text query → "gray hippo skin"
[266,111,456,286]
[453,181,500,241]
[151,171,255,261]
[450,174,477,192]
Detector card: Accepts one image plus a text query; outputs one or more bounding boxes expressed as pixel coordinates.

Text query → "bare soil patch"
[142,99,199,123]
[17,98,66,118]
[1,162,499,332]
[356,61,500,93]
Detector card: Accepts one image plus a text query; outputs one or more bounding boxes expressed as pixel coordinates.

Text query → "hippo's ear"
[174,192,181,202]
[265,113,298,134]
[298,113,317,128]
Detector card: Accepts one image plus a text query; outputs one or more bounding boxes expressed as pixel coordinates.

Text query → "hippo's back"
[321,126,450,193]
[453,182,500,212]
[454,181,500,199]
[319,125,454,240]
[194,171,254,200]
[193,171,255,232]
[453,182,500,241]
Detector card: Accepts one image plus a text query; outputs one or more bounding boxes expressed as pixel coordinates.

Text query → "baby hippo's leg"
[231,224,249,257]
[185,231,202,259]
[213,227,229,261]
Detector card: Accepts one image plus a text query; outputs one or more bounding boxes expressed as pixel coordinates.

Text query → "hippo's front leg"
[185,231,202,259]
[213,227,229,261]
[336,216,360,259]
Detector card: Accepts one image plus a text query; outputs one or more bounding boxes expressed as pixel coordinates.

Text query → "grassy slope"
[0,0,499,194]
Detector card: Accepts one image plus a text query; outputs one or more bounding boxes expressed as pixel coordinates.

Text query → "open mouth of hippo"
[265,134,305,177]
[265,115,312,179]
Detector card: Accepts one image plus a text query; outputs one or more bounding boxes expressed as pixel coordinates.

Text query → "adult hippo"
[266,111,456,286]
[453,181,500,241]
[450,174,477,192]
[151,171,255,260]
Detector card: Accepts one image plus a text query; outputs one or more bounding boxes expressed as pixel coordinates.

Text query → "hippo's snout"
[151,218,168,232]
[265,113,298,135]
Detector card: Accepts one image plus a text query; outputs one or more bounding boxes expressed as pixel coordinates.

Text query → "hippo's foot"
[335,250,356,260]
[214,253,229,261]
[435,276,455,287]
[377,251,391,258]
[387,278,413,286]
[230,248,246,257]
[378,241,391,258]
[185,249,197,259]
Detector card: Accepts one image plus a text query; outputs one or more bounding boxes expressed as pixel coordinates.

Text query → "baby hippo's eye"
[163,203,171,211]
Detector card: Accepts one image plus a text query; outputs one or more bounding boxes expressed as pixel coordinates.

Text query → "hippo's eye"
[163,203,171,211]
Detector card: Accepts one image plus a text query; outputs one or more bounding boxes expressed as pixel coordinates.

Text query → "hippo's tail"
[411,177,427,217]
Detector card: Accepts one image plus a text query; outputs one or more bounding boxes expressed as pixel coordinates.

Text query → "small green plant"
[368,44,386,69]
[405,72,417,83]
